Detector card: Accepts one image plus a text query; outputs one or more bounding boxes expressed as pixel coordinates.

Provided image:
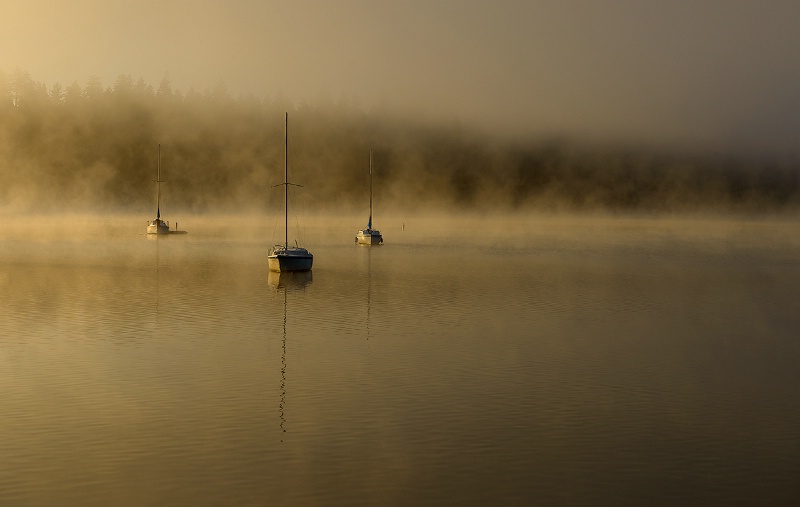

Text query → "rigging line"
[270,181,302,243]
[286,122,309,246]
[292,184,307,247]
[269,182,281,245]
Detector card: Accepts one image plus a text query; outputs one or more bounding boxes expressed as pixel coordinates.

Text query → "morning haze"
[1,70,799,215]
[3,1,800,215]
[4,3,800,506]
[3,0,800,157]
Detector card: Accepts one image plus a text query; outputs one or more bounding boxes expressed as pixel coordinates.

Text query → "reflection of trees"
[2,68,799,214]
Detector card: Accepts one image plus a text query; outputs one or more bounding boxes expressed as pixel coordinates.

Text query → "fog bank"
[2,71,799,216]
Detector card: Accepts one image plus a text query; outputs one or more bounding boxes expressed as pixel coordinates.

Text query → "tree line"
[2,69,799,214]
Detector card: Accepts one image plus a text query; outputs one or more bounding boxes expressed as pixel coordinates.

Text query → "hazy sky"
[2,0,800,157]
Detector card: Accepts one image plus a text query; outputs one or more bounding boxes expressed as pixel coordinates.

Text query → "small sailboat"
[146,144,171,235]
[355,150,383,245]
[268,113,313,273]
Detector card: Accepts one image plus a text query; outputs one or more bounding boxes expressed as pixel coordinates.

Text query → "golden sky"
[2,0,800,156]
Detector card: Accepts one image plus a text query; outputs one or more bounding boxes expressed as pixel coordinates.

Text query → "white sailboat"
[355,150,383,245]
[146,144,171,235]
[268,113,313,273]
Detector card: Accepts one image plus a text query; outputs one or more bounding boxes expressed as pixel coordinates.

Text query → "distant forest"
[2,70,799,214]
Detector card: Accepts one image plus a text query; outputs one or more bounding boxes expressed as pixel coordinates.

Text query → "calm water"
[1,213,799,506]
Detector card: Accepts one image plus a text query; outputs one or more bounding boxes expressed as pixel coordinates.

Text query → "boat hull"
[268,247,313,272]
[356,229,383,245]
[147,219,170,235]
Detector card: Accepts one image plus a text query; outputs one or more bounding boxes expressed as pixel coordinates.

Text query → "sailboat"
[355,150,383,245]
[146,144,171,235]
[268,113,313,272]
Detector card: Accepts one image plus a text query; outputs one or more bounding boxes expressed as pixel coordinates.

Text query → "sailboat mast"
[156,144,162,219]
[284,112,288,249]
[368,150,373,229]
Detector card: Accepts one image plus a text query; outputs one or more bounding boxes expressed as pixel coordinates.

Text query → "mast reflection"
[358,247,374,341]
[267,270,312,439]
[149,232,161,324]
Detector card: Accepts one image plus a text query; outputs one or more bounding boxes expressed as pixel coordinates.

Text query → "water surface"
[1,213,799,506]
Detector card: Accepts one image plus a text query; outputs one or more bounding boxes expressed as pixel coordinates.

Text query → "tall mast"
[156,144,163,219]
[284,112,288,249]
[368,150,373,230]
[272,112,301,249]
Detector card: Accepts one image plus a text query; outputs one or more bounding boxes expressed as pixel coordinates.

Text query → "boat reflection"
[279,285,287,439]
[362,248,372,340]
[268,269,312,440]
[152,232,161,323]
[267,270,313,290]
